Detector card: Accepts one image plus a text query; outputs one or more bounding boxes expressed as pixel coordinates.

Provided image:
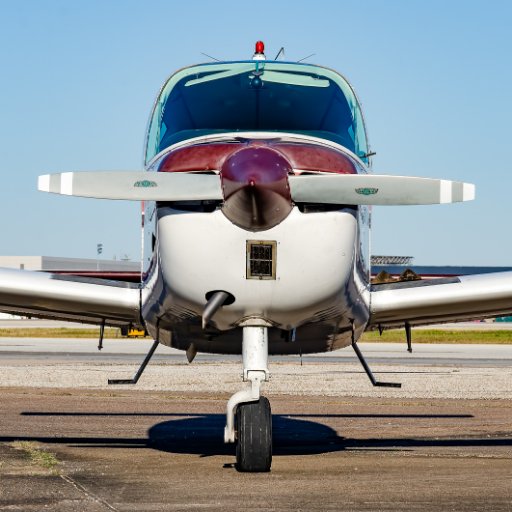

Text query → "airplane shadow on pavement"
[9,411,511,459]
[149,414,343,457]
[146,412,509,457]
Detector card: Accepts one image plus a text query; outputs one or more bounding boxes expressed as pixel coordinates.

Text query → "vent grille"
[246,241,277,280]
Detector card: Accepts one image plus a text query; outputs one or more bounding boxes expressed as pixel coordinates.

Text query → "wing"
[0,267,141,327]
[369,271,512,328]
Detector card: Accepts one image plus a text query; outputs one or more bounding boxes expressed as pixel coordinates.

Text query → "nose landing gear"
[224,326,272,472]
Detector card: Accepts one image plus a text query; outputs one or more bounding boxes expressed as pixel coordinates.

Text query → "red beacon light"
[253,41,266,60]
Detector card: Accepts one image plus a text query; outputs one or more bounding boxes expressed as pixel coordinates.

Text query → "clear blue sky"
[1,0,511,265]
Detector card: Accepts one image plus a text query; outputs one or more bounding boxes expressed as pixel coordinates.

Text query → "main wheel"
[235,397,272,472]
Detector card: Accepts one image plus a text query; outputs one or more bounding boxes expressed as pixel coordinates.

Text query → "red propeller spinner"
[221,146,292,231]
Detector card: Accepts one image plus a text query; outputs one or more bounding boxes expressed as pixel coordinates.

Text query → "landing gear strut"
[224,326,272,472]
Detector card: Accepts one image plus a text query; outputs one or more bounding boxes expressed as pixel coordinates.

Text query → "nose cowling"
[221,147,293,231]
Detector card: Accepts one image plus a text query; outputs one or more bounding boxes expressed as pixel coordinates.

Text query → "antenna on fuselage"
[274,47,285,60]
[297,53,316,63]
[200,52,222,62]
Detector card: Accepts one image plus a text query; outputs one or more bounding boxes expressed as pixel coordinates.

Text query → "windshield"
[145,61,369,165]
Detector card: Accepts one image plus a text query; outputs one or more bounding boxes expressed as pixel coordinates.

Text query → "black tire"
[235,396,272,472]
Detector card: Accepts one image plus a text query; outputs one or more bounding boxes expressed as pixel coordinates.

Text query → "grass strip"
[0,328,125,338]
[12,441,59,473]
[362,329,512,344]
[0,327,511,343]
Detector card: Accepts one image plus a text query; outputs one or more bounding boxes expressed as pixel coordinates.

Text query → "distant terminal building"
[371,255,414,266]
[370,255,512,280]
[0,256,140,283]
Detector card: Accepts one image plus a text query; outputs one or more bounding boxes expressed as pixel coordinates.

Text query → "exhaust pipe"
[202,291,233,329]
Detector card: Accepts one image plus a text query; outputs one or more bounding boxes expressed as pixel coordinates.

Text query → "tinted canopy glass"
[145,61,369,165]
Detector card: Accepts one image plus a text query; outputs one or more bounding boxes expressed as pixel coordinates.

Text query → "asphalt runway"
[0,389,511,511]
[0,339,512,511]
[2,337,512,367]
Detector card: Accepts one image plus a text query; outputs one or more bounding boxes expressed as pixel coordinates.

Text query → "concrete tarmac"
[0,388,511,511]
[0,339,512,511]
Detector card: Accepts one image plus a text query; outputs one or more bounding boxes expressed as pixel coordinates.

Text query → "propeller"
[38,171,223,201]
[288,174,475,205]
[38,171,475,206]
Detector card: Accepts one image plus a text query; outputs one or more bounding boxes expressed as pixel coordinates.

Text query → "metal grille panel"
[246,241,276,280]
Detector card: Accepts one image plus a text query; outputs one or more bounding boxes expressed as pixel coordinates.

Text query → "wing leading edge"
[0,267,141,327]
[369,271,512,328]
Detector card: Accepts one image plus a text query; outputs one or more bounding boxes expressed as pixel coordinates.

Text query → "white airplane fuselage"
[141,134,371,355]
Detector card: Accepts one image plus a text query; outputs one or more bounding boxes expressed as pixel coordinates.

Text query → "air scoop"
[221,147,293,231]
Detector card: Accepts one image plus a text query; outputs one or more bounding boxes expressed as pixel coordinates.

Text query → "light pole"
[97,243,103,271]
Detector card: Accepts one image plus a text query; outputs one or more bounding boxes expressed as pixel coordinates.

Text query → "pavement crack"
[60,474,119,511]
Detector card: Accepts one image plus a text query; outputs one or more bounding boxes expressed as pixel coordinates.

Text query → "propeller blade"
[288,174,475,205]
[38,172,223,201]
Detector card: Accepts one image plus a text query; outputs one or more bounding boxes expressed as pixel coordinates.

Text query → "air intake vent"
[246,241,277,280]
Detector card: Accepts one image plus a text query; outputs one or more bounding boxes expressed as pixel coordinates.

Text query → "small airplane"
[2,42,512,472]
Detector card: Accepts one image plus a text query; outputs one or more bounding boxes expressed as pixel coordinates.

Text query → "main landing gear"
[224,326,272,472]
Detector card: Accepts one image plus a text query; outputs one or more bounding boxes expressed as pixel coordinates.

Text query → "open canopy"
[145,61,369,165]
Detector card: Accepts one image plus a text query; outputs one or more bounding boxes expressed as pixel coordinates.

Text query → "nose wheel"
[236,397,272,472]
[224,326,272,472]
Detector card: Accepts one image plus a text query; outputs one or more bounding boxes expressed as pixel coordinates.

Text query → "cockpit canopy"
[145,61,369,165]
